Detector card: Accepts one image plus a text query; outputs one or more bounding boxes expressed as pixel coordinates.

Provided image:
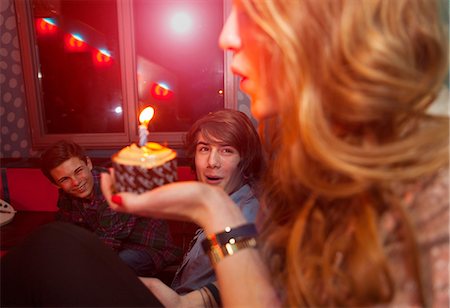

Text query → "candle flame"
[139,106,155,125]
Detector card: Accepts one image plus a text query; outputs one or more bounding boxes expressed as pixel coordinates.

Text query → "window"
[15,0,235,150]
[32,0,124,135]
[133,0,225,133]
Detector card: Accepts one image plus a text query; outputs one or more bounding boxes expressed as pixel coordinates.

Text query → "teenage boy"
[139,109,265,306]
[40,140,181,276]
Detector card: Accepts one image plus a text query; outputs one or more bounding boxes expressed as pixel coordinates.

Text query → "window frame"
[15,0,236,150]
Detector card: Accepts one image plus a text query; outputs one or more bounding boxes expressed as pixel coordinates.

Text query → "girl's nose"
[219,6,241,52]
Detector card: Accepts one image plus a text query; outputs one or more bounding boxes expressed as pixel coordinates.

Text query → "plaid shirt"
[56,167,181,271]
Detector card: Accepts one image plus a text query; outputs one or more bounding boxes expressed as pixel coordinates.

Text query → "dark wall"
[0,0,35,160]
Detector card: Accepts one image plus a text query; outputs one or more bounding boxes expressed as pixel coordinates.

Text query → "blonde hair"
[241,0,449,306]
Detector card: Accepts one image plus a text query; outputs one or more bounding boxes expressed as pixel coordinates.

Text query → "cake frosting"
[113,142,176,168]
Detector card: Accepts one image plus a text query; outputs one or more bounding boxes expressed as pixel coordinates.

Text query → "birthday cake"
[112,142,177,194]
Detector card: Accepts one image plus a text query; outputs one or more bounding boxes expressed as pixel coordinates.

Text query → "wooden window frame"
[15,0,237,150]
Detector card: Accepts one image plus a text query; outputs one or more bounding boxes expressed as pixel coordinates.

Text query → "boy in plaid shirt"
[41,140,180,276]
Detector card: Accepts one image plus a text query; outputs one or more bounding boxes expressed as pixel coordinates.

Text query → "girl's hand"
[100,171,247,234]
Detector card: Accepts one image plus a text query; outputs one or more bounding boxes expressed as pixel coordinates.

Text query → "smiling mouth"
[74,184,86,193]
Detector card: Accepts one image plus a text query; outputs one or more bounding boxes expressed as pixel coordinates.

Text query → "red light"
[36,18,57,35]
[69,36,84,48]
[64,34,88,52]
[151,82,174,100]
[93,50,113,67]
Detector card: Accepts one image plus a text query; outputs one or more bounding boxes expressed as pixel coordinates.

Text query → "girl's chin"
[251,98,277,121]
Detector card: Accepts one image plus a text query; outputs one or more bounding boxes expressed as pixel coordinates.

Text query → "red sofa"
[0,166,198,263]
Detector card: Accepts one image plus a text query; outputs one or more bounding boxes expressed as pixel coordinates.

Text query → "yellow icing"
[112,142,176,167]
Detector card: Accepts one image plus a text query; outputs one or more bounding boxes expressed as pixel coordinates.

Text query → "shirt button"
[78,218,83,222]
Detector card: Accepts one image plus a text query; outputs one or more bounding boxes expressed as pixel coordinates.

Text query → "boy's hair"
[184,109,264,186]
[40,140,88,184]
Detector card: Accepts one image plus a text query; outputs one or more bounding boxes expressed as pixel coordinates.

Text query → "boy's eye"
[197,146,209,152]
[221,147,236,154]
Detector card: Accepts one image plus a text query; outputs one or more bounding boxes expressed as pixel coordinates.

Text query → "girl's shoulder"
[381,167,449,306]
[404,167,448,244]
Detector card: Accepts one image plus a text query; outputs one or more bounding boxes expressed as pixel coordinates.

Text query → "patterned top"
[56,167,181,272]
[382,167,449,307]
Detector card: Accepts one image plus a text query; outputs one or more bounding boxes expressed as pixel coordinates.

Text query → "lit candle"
[138,106,155,147]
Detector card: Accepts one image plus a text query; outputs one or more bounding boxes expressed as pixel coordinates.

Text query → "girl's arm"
[101,172,280,307]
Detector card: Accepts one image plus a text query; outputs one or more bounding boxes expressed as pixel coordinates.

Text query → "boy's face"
[50,157,94,199]
[194,133,243,195]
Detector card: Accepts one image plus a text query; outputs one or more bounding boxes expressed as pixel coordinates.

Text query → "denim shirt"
[171,184,259,294]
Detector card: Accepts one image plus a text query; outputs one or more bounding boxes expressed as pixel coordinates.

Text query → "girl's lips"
[231,66,247,79]
[231,67,251,92]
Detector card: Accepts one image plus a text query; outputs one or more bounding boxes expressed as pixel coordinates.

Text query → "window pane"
[133,0,224,132]
[33,0,124,134]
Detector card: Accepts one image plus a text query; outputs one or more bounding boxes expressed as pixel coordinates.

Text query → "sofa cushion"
[6,168,58,212]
